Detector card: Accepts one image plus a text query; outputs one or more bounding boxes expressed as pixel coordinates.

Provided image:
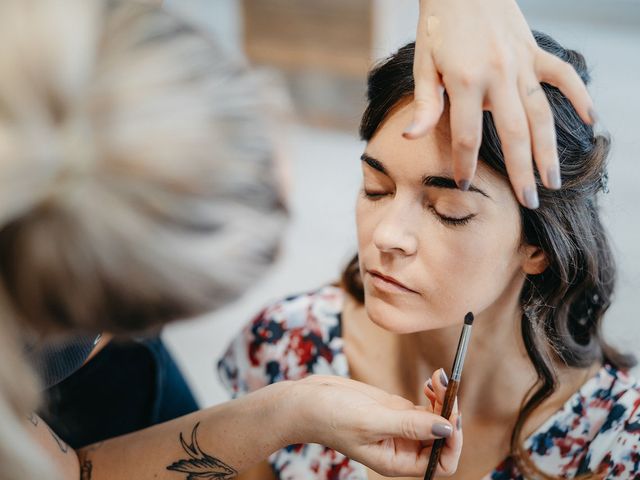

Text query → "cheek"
[355,197,377,252]
[439,226,522,300]
[427,216,523,300]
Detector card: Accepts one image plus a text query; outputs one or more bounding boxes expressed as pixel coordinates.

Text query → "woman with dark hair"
[219,32,639,480]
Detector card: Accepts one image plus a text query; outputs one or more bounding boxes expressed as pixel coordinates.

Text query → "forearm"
[28,382,299,480]
[77,382,298,479]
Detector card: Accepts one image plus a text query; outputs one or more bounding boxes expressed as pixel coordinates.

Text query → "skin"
[346,102,597,479]
[412,0,595,209]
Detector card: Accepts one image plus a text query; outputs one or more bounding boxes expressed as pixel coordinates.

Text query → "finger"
[448,87,484,189]
[405,27,445,139]
[429,370,460,420]
[379,408,454,442]
[423,379,437,410]
[488,85,538,209]
[438,412,464,476]
[535,50,596,125]
[429,368,449,415]
[519,77,561,190]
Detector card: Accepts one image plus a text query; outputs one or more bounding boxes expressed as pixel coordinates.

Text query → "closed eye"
[430,207,475,226]
[363,188,475,226]
[363,190,391,200]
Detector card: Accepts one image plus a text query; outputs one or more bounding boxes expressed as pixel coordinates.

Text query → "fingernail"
[439,369,449,387]
[457,179,471,192]
[426,378,434,392]
[523,186,539,210]
[456,415,462,431]
[588,108,599,125]
[547,166,562,190]
[402,123,417,138]
[432,422,453,438]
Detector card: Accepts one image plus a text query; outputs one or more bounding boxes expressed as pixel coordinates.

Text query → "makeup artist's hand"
[410,0,595,209]
[295,375,461,477]
[423,369,463,475]
[424,369,459,416]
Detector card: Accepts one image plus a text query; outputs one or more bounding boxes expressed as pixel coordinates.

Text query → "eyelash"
[362,190,475,227]
[429,207,475,226]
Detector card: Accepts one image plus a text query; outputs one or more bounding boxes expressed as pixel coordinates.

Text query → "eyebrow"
[360,153,490,198]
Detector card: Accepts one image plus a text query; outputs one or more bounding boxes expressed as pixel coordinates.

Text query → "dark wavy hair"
[341,32,636,479]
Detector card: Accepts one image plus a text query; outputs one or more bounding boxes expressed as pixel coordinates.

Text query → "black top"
[31,336,198,449]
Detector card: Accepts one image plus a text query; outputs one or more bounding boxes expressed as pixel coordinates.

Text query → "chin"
[364,291,458,333]
[364,296,430,334]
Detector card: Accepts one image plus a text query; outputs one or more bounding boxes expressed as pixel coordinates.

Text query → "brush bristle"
[464,312,474,325]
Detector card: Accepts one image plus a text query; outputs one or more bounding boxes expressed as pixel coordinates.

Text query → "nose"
[372,201,418,256]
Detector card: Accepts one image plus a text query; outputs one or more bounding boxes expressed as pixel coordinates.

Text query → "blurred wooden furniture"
[242,0,373,130]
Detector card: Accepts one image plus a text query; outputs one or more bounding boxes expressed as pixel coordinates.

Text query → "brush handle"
[423,378,459,480]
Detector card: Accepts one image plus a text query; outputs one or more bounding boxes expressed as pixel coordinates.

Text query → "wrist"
[282,378,337,447]
[258,381,308,448]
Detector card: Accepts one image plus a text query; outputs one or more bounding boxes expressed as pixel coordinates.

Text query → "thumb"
[378,408,454,442]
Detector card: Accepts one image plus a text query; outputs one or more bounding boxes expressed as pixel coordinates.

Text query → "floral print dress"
[218,286,640,479]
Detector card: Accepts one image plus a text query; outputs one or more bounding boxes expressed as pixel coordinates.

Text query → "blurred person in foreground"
[0,0,597,479]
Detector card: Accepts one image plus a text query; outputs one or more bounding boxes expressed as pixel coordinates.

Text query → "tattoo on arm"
[80,459,93,480]
[78,442,102,480]
[166,423,237,479]
[26,413,68,454]
[27,413,39,426]
[47,425,69,454]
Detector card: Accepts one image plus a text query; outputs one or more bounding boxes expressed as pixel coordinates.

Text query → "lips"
[367,269,418,294]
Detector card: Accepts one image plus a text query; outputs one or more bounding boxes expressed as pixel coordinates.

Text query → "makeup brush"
[424,312,474,480]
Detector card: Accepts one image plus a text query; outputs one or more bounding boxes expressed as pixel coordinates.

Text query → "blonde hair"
[0,0,287,332]
[0,0,288,477]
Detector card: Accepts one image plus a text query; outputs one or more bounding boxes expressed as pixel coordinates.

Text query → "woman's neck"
[410,296,536,422]
[342,288,596,436]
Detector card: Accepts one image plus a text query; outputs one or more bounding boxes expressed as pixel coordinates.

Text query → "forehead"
[366,101,454,176]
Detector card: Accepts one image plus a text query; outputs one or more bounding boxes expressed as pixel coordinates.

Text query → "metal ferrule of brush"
[451,324,472,381]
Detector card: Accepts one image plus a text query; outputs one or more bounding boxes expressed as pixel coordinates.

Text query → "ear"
[521,245,548,275]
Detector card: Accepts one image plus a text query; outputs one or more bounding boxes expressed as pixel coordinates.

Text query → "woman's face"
[357,102,535,333]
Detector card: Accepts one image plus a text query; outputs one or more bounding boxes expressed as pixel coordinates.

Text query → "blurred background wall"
[162,0,640,406]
